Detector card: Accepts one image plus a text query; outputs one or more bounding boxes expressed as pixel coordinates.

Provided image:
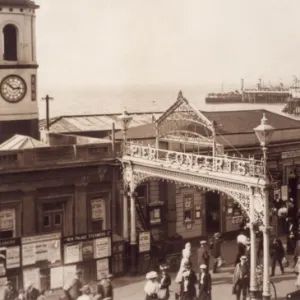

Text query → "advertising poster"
[91,199,105,220]
[82,241,94,261]
[96,258,109,280]
[0,249,6,276]
[0,209,14,231]
[50,266,64,289]
[6,246,20,269]
[0,277,7,300]
[94,237,111,259]
[139,232,151,253]
[64,244,81,264]
[281,185,288,201]
[22,233,61,266]
[23,268,40,290]
[63,265,76,288]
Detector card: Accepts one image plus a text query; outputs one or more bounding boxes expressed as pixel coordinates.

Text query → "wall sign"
[0,209,14,231]
[94,237,111,259]
[50,266,64,289]
[23,268,40,290]
[139,231,151,253]
[96,258,109,280]
[22,233,61,266]
[64,244,81,264]
[31,74,36,101]
[281,185,288,201]
[91,199,105,220]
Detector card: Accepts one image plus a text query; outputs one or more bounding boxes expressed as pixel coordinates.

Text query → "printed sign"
[50,266,64,289]
[6,246,20,269]
[22,233,61,266]
[0,209,14,231]
[139,231,151,253]
[91,199,105,220]
[23,268,40,290]
[94,237,111,259]
[232,216,243,224]
[96,258,109,280]
[82,241,94,261]
[64,244,81,264]
[281,185,288,201]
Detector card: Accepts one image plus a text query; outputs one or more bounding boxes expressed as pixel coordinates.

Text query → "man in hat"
[3,280,17,300]
[25,282,39,300]
[232,256,249,300]
[198,264,212,300]
[197,240,210,271]
[210,232,223,273]
[77,285,91,300]
[158,264,171,300]
[97,273,113,300]
[64,269,83,300]
[180,261,197,300]
[270,236,285,276]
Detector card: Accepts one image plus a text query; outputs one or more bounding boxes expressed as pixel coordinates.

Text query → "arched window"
[3,24,18,61]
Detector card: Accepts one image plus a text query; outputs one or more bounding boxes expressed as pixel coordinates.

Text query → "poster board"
[23,268,40,290]
[63,265,77,288]
[94,237,111,259]
[281,185,288,201]
[64,244,81,264]
[96,258,109,280]
[50,266,64,289]
[22,233,61,266]
[0,238,21,272]
[139,231,151,253]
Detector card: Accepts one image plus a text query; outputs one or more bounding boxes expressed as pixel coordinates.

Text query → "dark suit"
[197,247,210,270]
[180,270,197,300]
[232,263,249,300]
[97,279,113,299]
[159,273,171,300]
[210,238,222,273]
[25,287,40,300]
[198,272,212,300]
[270,239,285,276]
[66,277,82,300]
[3,287,17,300]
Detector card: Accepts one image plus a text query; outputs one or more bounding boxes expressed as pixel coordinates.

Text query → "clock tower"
[0,0,39,143]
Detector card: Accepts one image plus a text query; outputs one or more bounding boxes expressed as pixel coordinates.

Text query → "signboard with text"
[139,231,151,253]
[0,238,21,272]
[63,231,111,265]
[21,233,61,267]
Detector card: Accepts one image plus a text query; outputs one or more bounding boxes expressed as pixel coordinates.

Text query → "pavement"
[46,240,299,300]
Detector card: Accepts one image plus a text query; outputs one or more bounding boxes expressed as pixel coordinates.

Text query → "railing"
[123,142,265,178]
[0,143,118,171]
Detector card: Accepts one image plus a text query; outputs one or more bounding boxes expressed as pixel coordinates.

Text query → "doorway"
[205,191,220,234]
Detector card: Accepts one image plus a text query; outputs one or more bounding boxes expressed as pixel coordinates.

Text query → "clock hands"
[6,82,21,90]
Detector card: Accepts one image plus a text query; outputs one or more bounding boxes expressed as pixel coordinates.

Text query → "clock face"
[0,75,27,103]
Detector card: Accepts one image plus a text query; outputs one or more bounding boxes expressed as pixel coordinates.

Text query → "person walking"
[3,281,17,300]
[158,264,171,300]
[197,241,210,270]
[63,269,83,300]
[270,237,285,276]
[25,282,39,300]
[198,264,212,300]
[180,262,197,300]
[232,256,249,300]
[209,233,222,274]
[235,232,247,266]
[98,273,113,300]
[144,271,160,300]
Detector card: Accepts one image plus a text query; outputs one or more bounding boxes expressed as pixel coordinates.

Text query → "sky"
[35,0,300,92]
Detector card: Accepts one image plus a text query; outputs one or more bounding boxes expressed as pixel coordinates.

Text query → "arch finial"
[177,90,183,100]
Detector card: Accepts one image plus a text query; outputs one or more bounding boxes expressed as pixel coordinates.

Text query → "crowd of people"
[2,270,114,300]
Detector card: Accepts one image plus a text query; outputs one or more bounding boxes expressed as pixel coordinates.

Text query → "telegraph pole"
[42,94,53,130]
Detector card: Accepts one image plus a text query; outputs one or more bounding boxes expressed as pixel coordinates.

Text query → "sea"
[37,85,293,120]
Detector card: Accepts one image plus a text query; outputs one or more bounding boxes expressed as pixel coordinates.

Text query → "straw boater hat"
[200,240,207,245]
[214,232,221,238]
[240,255,247,261]
[146,271,158,280]
[159,264,169,271]
[98,273,106,281]
[80,285,91,294]
[106,273,114,279]
[199,264,207,270]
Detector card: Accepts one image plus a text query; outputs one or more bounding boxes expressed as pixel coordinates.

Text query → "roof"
[0,0,39,8]
[39,112,163,133]
[0,134,47,150]
[114,109,300,140]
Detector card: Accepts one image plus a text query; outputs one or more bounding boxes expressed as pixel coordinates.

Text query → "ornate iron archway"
[120,92,273,300]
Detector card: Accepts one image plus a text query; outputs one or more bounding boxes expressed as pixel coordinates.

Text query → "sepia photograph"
[1,0,300,299]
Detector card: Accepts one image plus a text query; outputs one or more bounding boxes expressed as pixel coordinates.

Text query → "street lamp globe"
[253,113,275,147]
[119,110,133,132]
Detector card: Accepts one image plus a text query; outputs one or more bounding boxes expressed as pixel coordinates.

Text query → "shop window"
[183,195,194,223]
[149,207,161,225]
[90,198,105,232]
[42,202,64,233]
[0,208,16,238]
[3,24,18,61]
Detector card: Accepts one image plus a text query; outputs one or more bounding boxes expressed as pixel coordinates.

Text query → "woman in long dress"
[144,271,160,300]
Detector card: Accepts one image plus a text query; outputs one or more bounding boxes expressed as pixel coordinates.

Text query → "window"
[183,195,194,223]
[42,202,63,233]
[3,24,18,61]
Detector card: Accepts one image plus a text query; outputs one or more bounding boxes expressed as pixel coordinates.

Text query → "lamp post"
[254,113,275,300]
[119,110,133,271]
